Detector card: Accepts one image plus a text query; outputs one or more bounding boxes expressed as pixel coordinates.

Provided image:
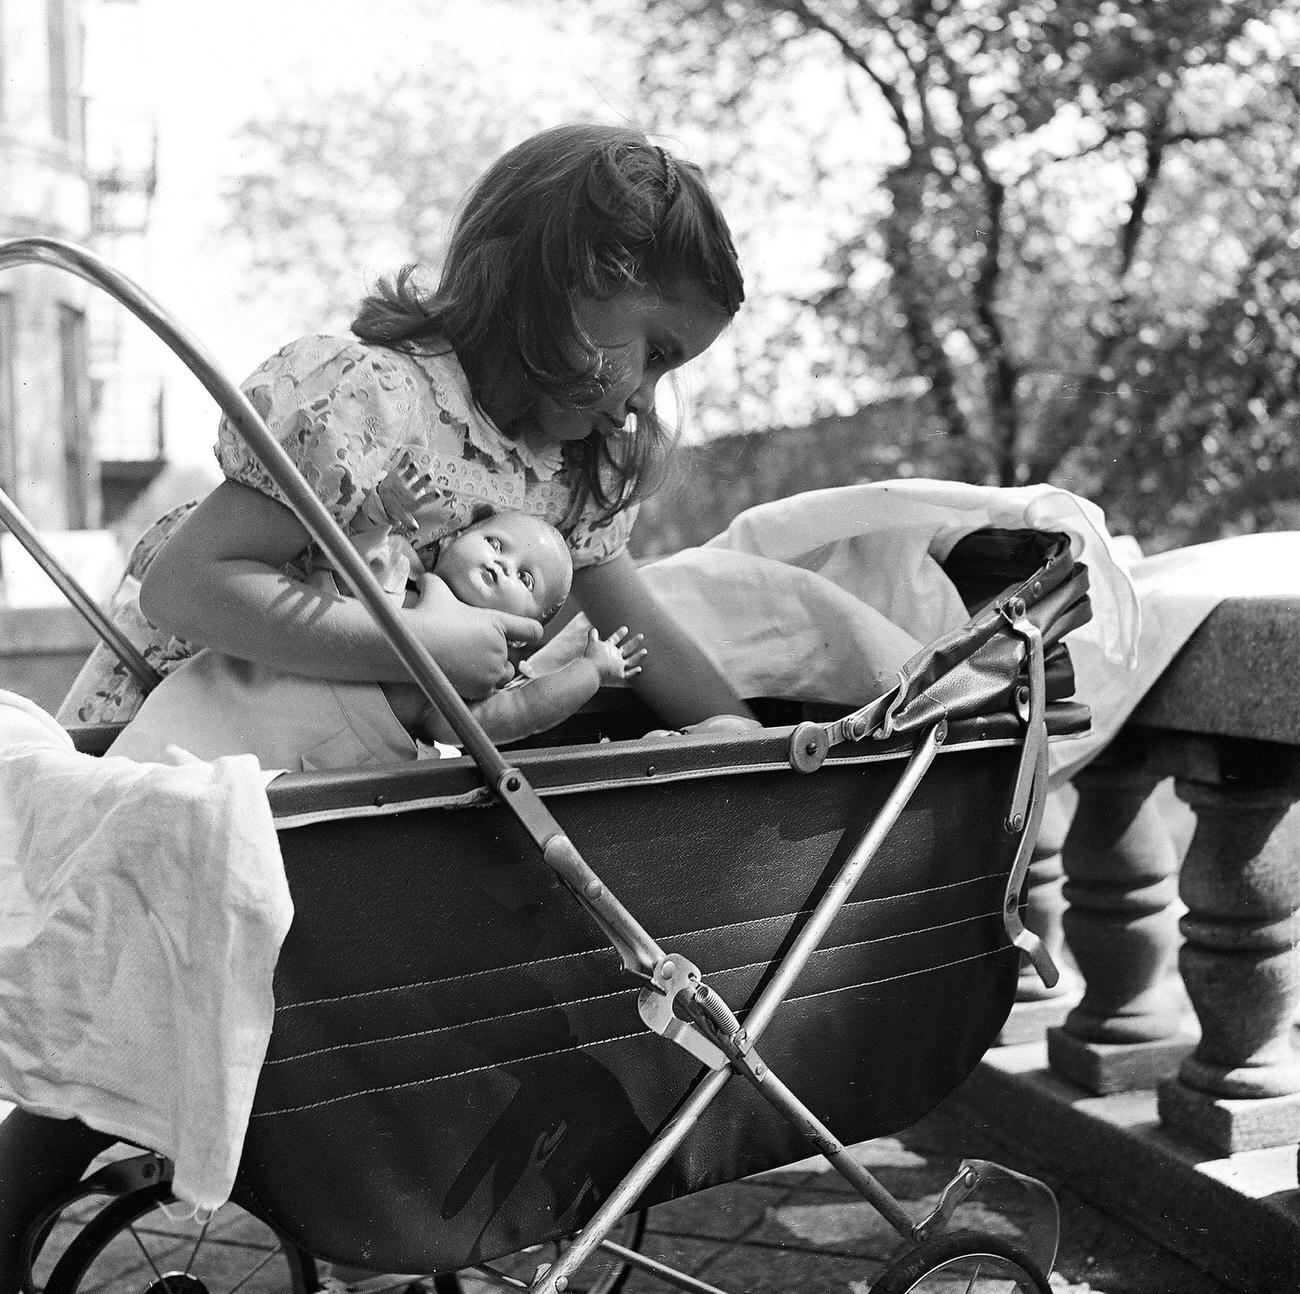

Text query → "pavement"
[22,1081,1243,1294]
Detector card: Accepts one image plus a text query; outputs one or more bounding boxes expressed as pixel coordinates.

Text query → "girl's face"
[434,512,572,621]
[529,283,730,446]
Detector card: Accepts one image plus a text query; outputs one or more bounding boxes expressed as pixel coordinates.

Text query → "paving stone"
[22,1089,1243,1294]
[640,1179,775,1241]
[689,1236,885,1294]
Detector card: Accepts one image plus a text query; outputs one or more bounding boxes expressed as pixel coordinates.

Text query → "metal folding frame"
[0,237,1061,1291]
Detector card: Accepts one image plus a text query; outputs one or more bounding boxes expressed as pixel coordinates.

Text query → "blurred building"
[1,0,163,704]
[0,0,97,529]
[81,0,164,525]
[1,0,163,531]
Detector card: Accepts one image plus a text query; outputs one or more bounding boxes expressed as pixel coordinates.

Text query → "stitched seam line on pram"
[250,944,1007,1118]
[263,904,1000,1066]
[272,874,996,1013]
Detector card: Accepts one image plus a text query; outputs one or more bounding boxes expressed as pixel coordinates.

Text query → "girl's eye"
[486,536,501,550]
[521,572,534,590]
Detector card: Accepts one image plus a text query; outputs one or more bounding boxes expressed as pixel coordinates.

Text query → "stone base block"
[1047,1025,1196,1095]
[997,986,1081,1046]
[1158,1076,1300,1155]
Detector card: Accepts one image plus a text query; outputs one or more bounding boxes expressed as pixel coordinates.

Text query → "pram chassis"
[0,238,1080,1294]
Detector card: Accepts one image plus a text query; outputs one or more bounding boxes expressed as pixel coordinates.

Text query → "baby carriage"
[0,239,1095,1294]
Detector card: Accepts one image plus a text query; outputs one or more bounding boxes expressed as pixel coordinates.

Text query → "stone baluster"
[1156,737,1300,1154]
[1047,740,1192,1093]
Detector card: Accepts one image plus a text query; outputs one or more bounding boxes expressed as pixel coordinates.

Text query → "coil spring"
[692,984,742,1039]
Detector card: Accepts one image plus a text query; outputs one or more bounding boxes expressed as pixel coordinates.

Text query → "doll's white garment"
[106,649,457,772]
[0,690,291,1213]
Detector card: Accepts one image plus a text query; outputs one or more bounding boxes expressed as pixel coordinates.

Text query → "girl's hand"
[407,573,543,697]
[582,625,647,685]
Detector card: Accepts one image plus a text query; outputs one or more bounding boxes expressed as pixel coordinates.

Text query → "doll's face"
[434,512,572,621]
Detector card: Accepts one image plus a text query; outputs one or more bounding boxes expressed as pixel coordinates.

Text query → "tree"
[222,59,551,336]
[610,0,1300,548]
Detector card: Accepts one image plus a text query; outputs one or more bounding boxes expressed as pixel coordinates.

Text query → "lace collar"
[409,347,565,482]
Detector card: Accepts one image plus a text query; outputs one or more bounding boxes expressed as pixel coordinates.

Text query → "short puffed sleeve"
[215,336,422,527]
[567,498,639,570]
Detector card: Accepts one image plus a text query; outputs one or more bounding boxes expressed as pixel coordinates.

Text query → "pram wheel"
[26,1170,317,1294]
[870,1229,1051,1293]
[453,1210,647,1294]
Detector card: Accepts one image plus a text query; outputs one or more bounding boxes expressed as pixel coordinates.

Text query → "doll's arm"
[418,628,645,747]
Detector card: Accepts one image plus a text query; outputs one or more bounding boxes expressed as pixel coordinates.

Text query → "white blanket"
[0,691,292,1213]
[543,481,1293,782]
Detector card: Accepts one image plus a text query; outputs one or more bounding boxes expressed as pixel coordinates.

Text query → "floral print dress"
[57,335,635,726]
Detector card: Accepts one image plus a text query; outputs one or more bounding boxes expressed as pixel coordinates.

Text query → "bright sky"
[82,0,638,466]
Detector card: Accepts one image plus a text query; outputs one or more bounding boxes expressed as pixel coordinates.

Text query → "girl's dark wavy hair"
[351,122,745,526]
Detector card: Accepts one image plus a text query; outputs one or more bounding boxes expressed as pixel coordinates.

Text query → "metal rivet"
[505,775,521,792]
[646,765,656,776]
[659,959,676,980]
[583,879,603,900]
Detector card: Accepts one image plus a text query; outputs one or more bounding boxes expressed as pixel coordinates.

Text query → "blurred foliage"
[223,0,1300,552]
[607,0,1300,549]
[222,56,554,333]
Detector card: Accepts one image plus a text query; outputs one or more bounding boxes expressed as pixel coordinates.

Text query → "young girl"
[4,121,759,1290]
[59,120,755,737]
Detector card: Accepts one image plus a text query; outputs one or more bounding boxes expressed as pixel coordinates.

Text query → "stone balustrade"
[1016,595,1300,1156]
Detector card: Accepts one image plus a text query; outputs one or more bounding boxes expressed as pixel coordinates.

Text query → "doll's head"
[433,510,573,624]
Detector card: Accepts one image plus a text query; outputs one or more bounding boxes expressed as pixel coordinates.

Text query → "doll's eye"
[520,571,535,590]
[486,536,501,550]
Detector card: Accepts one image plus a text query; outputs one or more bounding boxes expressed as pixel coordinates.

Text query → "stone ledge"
[952,1041,1300,1294]
[1129,597,1300,746]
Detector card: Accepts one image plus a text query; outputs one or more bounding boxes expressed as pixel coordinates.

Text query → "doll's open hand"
[584,626,647,685]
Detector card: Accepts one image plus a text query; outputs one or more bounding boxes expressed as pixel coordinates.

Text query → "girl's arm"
[572,552,760,730]
[139,479,542,699]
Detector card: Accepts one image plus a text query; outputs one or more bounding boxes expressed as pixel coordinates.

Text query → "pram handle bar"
[0,483,163,694]
[0,236,670,990]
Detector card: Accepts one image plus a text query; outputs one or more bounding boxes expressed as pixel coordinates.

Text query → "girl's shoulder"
[244,333,427,392]
[246,335,483,441]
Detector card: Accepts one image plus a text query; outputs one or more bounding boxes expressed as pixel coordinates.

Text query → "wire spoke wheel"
[451,1210,648,1294]
[870,1230,1052,1294]
[31,1183,315,1294]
